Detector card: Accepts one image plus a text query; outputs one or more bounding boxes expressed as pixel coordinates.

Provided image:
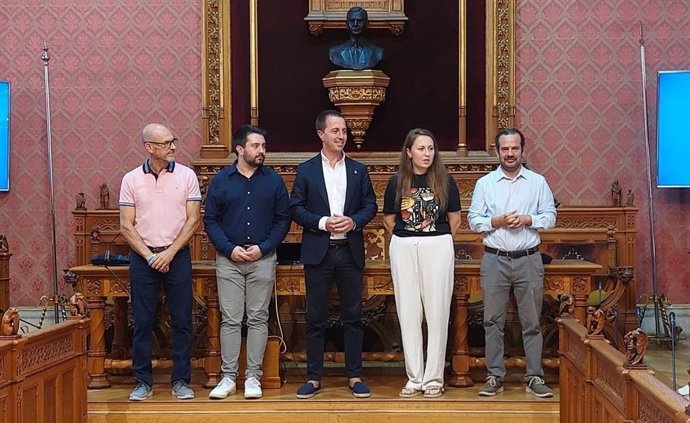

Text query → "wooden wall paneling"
[559,318,690,423]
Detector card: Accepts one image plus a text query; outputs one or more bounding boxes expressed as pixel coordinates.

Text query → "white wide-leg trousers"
[390,234,454,390]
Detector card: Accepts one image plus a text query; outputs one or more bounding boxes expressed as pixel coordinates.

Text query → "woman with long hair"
[383,128,461,398]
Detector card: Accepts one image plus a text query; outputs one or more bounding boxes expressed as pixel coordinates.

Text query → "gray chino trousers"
[216,251,276,381]
[480,251,545,381]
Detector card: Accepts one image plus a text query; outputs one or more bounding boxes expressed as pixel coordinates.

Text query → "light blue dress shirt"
[467,166,556,251]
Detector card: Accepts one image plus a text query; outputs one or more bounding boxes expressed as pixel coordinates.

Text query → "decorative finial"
[42,40,50,65]
[639,22,645,46]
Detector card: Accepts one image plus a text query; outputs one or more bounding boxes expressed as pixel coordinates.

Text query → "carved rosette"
[322,69,391,149]
[86,279,102,295]
[545,276,565,292]
[455,277,470,295]
[389,23,405,35]
[308,22,323,36]
[276,276,303,295]
[572,276,589,295]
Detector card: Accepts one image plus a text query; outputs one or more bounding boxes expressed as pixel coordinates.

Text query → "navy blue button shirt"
[204,162,290,258]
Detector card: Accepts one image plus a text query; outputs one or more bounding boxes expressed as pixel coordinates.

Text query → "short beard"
[500,160,520,173]
[244,154,264,168]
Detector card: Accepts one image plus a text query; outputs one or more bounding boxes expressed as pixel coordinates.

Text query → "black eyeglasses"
[146,138,178,149]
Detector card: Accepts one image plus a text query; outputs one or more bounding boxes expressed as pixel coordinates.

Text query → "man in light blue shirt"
[468,128,556,398]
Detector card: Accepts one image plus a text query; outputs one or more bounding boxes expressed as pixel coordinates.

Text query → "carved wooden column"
[622,206,638,333]
[200,0,230,159]
[448,276,474,387]
[0,234,11,311]
[572,276,590,325]
[203,276,221,388]
[85,278,110,388]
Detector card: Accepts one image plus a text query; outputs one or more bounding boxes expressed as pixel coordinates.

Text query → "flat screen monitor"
[0,81,8,191]
[657,70,690,188]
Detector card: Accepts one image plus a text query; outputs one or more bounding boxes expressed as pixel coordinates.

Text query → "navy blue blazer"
[289,154,377,268]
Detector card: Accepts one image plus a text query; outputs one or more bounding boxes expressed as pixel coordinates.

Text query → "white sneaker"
[209,377,236,399]
[244,377,262,399]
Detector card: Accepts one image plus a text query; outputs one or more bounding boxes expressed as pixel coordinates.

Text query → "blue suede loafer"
[350,381,371,398]
[296,382,321,399]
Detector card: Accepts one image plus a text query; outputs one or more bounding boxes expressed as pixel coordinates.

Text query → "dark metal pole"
[639,23,661,338]
[670,312,677,390]
[42,42,60,324]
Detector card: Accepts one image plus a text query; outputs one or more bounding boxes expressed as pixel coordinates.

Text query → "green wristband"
[147,254,156,263]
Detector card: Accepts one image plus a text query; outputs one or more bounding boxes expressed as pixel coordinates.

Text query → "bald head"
[141,123,170,144]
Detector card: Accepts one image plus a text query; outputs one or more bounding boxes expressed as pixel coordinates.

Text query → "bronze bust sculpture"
[329,7,384,70]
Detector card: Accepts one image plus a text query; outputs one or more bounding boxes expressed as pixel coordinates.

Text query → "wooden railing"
[0,317,89,423]
[559,317,690,423]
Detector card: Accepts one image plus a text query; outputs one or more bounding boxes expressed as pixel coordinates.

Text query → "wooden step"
[88,373,559,423]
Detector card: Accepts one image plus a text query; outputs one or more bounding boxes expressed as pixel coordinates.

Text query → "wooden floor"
[88,367,559,423]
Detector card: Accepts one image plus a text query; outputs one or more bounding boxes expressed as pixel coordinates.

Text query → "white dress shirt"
[467,165,556,251]
[318,151,348,240]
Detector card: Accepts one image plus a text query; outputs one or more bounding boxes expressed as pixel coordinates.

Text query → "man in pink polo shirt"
[119,123,202,401]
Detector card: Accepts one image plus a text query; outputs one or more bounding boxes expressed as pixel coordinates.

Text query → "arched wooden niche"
[199,1,515,159]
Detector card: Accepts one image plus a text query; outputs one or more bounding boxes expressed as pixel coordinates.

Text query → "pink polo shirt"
[119,160,202,248]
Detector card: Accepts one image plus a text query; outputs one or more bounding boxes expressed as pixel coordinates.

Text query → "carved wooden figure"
[69,292,88,317]
[623,328,648,368]
[99,183,110,209]
[1,307,20,336]
[586,306,606,337]
[75,192,86,209]
[611,180,622,207]
[558,293,575,317]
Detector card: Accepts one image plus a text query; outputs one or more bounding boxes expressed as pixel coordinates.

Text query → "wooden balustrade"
[559,317,690,423]
[0,318,89,423]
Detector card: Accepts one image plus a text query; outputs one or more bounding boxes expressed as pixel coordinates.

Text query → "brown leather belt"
[329,239,348,247]
[484,245,539,259]
[148,245,170,254]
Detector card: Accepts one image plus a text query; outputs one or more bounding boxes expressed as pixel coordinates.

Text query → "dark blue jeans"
[130,247,193,387]
[304,244,364,381]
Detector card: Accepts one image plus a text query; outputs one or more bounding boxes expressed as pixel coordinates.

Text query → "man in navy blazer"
[290,110,377,399]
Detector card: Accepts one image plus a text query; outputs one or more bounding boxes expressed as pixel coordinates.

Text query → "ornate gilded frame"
[199,0,515,158]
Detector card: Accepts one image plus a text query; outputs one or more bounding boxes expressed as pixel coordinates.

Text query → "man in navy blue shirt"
[204,125,290,399]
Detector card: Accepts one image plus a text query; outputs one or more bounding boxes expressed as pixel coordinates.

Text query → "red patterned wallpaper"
[517,0,690,303]
[0,2,202,305]
[0,1,688,305]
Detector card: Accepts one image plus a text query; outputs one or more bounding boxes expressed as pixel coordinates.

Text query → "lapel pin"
[354,170,358,174]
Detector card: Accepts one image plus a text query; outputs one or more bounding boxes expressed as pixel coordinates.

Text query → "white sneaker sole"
[172,390,195,400]
[129,391,152,401]
[526,386,553,398]
[209,387,236,399]
[478,386,504,396]
[244,391,263,399]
